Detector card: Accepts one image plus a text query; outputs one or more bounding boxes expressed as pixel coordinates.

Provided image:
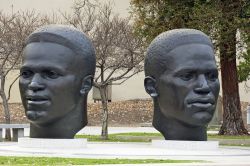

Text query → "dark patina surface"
[144,29,220,141]
[19,25,96,138]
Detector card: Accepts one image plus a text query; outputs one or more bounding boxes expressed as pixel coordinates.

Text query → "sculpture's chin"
[26,110,47,122]
[191,112,213,125]
[175,103,215,126]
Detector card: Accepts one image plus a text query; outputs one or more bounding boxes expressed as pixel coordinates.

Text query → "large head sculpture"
[144,29,220,141]
[19,25,96,138]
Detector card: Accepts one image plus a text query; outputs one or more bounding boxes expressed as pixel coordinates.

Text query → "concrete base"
[18,138,87,149]
[152,140,219,150]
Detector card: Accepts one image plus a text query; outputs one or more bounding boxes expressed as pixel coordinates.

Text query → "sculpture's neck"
[152,100,207,141]
[30,98,87,139]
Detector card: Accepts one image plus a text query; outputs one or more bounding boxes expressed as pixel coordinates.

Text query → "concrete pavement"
[0,141,249,165]
[1,126,249,165]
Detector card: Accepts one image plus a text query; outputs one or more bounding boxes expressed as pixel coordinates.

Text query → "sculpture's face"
[19,42,82,125]
[156,43,220,126]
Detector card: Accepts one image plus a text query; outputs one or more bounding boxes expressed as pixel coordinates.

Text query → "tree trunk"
[0,91,11,140]
[218,15,248,135]
[99,86,109,140]
[219,54,248,135]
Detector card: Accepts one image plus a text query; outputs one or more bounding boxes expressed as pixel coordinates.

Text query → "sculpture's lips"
[187,98,215,109]
[187,98,215,104]
[26,96,50,105]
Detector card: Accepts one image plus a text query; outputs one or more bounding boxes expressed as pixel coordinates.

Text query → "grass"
[0,156,199,165]
[75,132,250,147]
[208,134,250,139]
[75,132,163,142]
[2,132,249,165]
[76,132,250,142]
[113,132,162,137]
[207,125,221,131]
[220,144,250,147]
[208,134,250,147]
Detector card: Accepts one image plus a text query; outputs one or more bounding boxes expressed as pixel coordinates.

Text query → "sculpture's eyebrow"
[173,67,218,75]
[173,67,196,74]
[20,65,66,74]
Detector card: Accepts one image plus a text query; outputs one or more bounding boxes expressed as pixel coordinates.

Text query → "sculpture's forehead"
[22,42,77,71]
[163,44,216,71]
[23,42,75,59]
[25,25,95,61]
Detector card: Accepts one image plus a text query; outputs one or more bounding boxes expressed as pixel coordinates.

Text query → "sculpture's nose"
[194,74,210,94]
[28,74,45,91]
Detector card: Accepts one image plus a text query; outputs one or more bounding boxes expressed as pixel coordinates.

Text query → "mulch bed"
[0,99,153,126]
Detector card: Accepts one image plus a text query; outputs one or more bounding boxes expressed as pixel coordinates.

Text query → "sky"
[0,0,130,17]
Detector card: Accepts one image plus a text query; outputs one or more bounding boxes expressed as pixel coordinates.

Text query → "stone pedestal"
[152,140,218,150]
[18,138,87,149]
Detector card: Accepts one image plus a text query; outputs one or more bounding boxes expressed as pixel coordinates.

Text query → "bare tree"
[0,10,41,140]
[62,0,145,139]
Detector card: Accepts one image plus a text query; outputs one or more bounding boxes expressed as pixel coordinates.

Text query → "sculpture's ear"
[144,76,158,98]
[80,75,93,95]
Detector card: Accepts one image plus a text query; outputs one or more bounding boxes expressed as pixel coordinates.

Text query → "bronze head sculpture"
[144,29,220,141]
[19,25,96,138]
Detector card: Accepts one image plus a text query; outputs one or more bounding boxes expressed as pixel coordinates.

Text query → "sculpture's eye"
[20,70,33,79]
[43,70,60,79]
[206,71,218,81]
[179,72,195,81]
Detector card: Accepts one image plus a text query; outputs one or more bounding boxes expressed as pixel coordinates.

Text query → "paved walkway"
[0,141,250,166]
[1,126,249,165]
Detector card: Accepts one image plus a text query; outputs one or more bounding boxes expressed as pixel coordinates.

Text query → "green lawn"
[207,125,221,131]
[75,132,250,147]
[2,132,249,165]
[0,156,198,165]
[76,132,250,142]
[208,134,250,147]
[75,132,163,142]
[208,134,250,140]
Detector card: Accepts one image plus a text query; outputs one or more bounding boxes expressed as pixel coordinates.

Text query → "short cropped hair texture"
[25,24,96,76]
[144,29,213,78]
